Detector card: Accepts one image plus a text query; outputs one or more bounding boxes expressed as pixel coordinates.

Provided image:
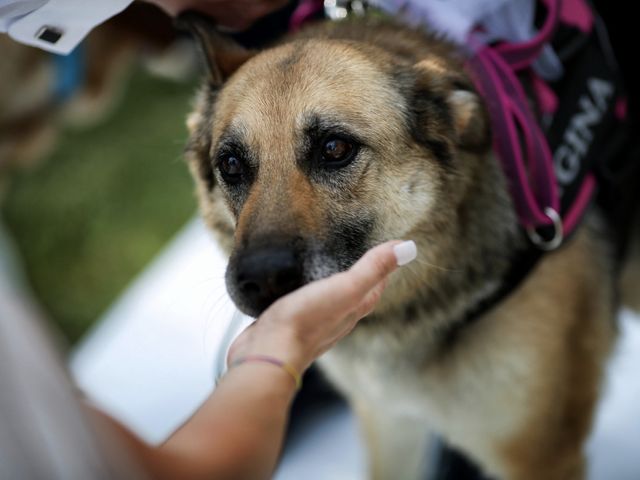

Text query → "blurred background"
[1,3,199,346]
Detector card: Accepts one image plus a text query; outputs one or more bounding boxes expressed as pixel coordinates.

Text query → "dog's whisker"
[200,291,234,357]
[201,290,234,350]
[205,290,233,322]
[195,272,228,287]
[407,257,461,273]
[203,289,232,320]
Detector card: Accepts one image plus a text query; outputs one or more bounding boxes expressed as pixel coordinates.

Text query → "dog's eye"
[218,153,245,184]
[321,136,358,169]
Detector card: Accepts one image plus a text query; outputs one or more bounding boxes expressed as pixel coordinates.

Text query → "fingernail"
[393,240,417,266]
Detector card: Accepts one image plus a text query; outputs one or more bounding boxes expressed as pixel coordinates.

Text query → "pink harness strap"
[467,0,595,249]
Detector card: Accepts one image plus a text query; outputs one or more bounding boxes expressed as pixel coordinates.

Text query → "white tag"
[370,0,562,79]
[369,0,515,42]
[6,0,132,54]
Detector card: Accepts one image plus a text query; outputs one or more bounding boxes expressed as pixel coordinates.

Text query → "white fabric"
[371,0,515,43]
[370,0,562,79]
[0,240,143,479]
[0,0,47,31]
[2,0,132,54]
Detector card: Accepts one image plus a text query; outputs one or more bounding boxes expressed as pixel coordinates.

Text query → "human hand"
[228,240,417,374]
[144,0,289,30]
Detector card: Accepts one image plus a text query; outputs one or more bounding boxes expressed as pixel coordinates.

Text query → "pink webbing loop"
[466,0,568,240]
[468,46,559,229]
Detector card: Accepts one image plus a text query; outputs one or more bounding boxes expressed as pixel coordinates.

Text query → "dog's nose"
[233,247,304,316]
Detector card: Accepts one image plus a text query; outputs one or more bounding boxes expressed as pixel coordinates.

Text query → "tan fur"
[182,16,631,479]
[319,216,616,480]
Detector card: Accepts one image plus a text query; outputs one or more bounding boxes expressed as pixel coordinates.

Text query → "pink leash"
[467,0,596,249]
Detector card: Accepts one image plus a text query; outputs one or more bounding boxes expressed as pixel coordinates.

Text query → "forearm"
[98,362,298,480]
[159,362,297,479]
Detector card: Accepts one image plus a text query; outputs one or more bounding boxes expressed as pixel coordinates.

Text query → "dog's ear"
[176,11,256,86]
[413,58,491,153]
[445,88,490,151]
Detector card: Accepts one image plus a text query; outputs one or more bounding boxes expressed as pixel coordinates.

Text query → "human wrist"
[229,324,312,375]
[224,358,300,401]
[230,354,302,390]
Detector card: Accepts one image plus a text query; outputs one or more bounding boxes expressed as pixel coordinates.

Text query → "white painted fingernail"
[393,240,417,266]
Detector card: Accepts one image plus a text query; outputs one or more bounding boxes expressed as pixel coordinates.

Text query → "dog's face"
[183,18,491,317]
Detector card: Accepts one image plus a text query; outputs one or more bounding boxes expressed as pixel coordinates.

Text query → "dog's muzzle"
[227,245,304,317]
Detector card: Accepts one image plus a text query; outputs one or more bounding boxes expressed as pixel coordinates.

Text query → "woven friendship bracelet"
[231,355,302,390]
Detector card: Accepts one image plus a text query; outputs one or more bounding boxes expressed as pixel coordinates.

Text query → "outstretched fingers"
[280,240,416,319]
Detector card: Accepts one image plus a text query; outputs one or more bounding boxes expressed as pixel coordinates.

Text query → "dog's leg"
[353,399,432,480]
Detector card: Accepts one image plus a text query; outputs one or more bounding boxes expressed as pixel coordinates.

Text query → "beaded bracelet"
[230,355,302,390]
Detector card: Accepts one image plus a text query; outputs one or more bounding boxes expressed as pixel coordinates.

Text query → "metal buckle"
[324,0,368,20]
[526,207,564,251]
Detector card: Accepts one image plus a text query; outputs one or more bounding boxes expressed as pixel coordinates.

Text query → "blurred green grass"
[2,68,198,344]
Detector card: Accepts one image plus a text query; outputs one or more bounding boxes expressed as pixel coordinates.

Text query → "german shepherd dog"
[180,13,639,480]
